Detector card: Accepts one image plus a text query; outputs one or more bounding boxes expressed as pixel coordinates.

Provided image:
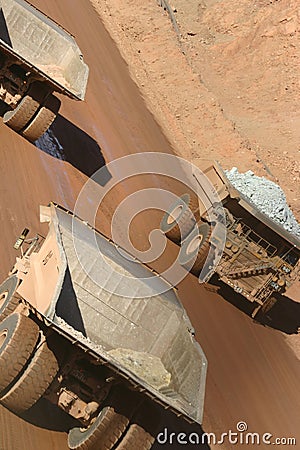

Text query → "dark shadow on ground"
[35,114,112,186]
[22,397,211,448]
[21,398,79,432]
[208,274,254,316]
[208,275,300,334]
[259,294,300,334]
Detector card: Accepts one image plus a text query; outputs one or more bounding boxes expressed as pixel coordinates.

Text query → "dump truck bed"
[16,204,207,424]
[189,159,300,310]
[0,0,89,100]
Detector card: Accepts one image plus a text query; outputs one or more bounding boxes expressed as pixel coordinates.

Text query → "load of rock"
[225,168,300,238]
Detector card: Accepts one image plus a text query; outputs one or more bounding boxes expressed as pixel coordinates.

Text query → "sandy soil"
[91,0,300,218]
[0,1,299,450]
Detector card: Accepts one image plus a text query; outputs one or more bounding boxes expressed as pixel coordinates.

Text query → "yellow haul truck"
[0,0,89,141]
[161,160,300,320]
[0,203,207,449]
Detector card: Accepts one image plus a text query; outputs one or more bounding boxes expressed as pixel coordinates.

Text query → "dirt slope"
[0,1,299,450]
[93,0,300,218]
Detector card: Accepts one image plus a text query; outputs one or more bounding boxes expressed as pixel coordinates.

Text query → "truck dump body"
[161,160,300,318]
[16,204,207,424]
[0,0,88,100]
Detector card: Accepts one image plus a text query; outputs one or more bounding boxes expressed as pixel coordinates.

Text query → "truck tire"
[0,313,39,394]
[179,222,211,276]
[68,388,141,450]
[160,193,200,244]
[0,275,20,321]
[22,94,61,142]
[117,424,154,450]
[116,402,160,450]
[3,82,50,132]
[1,336,58,414]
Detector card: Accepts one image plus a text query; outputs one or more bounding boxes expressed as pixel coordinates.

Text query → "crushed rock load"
[225,168,300,239]
[108,348,171,390]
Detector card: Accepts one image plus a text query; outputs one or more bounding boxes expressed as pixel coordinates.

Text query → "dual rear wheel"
[161,194,213,275]
[0,312,58,414]
[68,388,160,450]
[3,81,61,142]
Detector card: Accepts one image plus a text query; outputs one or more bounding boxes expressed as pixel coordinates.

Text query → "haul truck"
[0,0,89,141]
[0,203,207,450]
[161,160,300,320]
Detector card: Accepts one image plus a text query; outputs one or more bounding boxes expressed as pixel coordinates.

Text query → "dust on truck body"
[0,0,89,141]
[161,160,300,320]
[0,204,207,450]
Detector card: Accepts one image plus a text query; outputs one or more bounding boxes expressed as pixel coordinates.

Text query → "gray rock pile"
[225,168,300,238]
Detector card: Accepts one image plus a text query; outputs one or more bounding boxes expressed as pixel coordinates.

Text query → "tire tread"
[1,338,58,414]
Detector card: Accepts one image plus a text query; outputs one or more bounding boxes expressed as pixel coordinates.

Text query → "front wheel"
[0,313,39,394]
[1,335,58,414]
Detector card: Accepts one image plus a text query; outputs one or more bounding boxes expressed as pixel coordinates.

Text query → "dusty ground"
[91,0,300,219]
[0,1,299,449]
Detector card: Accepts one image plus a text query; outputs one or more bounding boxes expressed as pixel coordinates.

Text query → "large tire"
[116,402,160,450]
[22,94,61,142]
[0,275,20,321]
[160,193,200,243]
[0,313,39,394]
[117,424,154,450]
[3,82,50,132]
[1,336,58,414]
[68,388,141,450]
[179,222,212,276]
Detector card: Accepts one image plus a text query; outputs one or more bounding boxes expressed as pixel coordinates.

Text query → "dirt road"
[0,1,299,449]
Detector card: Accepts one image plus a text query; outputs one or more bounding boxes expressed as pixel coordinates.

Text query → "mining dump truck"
[0,203,207,450]
[161,160,300,320]
[0,0,89,141]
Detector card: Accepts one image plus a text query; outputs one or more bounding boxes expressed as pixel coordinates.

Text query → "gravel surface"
[226,168,300,238]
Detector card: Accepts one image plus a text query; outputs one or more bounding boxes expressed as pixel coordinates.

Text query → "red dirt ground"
[0,1,299,449]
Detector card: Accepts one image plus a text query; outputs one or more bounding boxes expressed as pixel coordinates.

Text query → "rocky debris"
[54,316,105,352]
[55,316,172,390]
[225,167,300,238]
[108,348,171,390]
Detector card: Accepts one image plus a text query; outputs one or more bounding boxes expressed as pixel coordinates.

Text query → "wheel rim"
[186,234,204,254]
[0,292,8,309]
[79,415,98,433]
[0,329,8,348]
[167,204,183,225]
